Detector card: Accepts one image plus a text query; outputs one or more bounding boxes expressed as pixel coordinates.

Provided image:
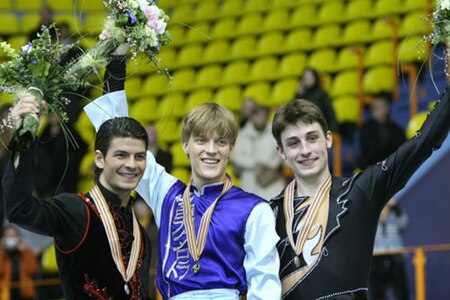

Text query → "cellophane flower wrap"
[65,0,171,81]
[0,26,90,151]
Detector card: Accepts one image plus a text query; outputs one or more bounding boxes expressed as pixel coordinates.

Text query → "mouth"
[298,157,317,167]
[201,158,220,165]
[119,172,140,179]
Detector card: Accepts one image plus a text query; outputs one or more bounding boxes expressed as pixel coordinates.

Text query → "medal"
[192,261,200,274]
[124,283,130,295]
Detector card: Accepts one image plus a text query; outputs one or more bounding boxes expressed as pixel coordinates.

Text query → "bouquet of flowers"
[427,0,450,46]
[65,0,171,80]
[0,25,90,151]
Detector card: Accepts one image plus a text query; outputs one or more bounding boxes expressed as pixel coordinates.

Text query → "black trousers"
[370,255,409,300]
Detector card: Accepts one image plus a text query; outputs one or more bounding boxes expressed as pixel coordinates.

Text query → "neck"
[98,179,131,207]
[295,171,331,197]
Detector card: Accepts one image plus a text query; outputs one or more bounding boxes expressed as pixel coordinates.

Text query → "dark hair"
[272,99,329,147]
[302,67,320,89]
[94,117,148,181]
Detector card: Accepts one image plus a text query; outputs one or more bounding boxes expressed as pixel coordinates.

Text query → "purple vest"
[157,181,263,299]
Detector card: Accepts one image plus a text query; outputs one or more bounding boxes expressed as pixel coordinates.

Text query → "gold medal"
[294,256,300,267]
[124,283,130,295]
[192,261,200,274]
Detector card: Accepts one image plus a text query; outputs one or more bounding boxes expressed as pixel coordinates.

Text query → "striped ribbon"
[182,174,233,272]
[284,174,332,257]
[89,185,141,285]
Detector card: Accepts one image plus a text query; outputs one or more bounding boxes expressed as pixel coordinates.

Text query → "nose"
[205,140,218,154]
[300,141,312,156]
[124,157,138,168]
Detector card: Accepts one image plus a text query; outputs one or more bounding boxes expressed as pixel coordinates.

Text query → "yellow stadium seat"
[156,118,180,144]
[129,96,160,124]
[79,152,95,179]
[403,0,427,13]
[400,11,428,38]
[243,81,272,105]
[75,0,105,12]
[213,85,242,111]
[222,60,250,85]
[124,76,142,101]
[158,93,187,119]
[184,22,211,44]
[75,112,96,146]
[54,13,82,33]
[78,176,94,194]
[158,48,177,70]
[342,20,371,46]
[7,35,28,51]
[244,0,270,13]
[371,17,398,41]
[364,40,394,67]
[219,0,244,18]
[47,0,74,11]
[0,13,19,35]
[344,0,374,21]
[307,48,338,74]
[170,4,194,23]
[128,55,154,75]
[271,78,298,106]
[271,0,296,9]
[171,142,191,167]
[276,52,307,79]
[84,13,105,35]
[336,46,364,71]
[363,66,394,94]
[171,167,191,183]
[210,17,236,40]
[0,0,11,9]
[20,13,40,34]
[312,24,342,49]
[289,5,317,28]
[284,28,314,52]
[398,35,427,63]
[230,36,257,60]
[256,31,285,56]
[333,95,359,123]
[185,89,214,111]
[195,64,223,89]
[331,70,359,97]
[176,43,203,68]
[406,111,427,139]
[263,9,290,31]
[235,13,263,36]
[373,0,402,17]
[141,73,172,96]
[248,56,279,82]
[14,0,41,10]
[170,68,196,92]
[167,25,185,47]
[194,1,219,22]
[79,36,97,49]
[203,39,230,64]
[317,2,345,25]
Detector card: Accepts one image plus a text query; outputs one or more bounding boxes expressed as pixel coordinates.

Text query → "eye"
[217,139,229,146]
[135,153,146,161]
[308,135,319,142]
[115,152,127,158]
[194,137,206,144]
[286,140,298,147]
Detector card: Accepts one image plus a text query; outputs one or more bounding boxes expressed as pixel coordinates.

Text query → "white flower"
[148,18,167,35]
[128,0,139,9]
[440,0,450,10]
[99,29,112,40]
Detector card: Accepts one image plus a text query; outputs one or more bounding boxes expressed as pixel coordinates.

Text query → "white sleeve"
[83,90,178,227]
[244,202,281,300]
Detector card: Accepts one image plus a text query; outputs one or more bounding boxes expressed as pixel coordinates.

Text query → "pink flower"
[99,29,112,40]
[148,18,167,35]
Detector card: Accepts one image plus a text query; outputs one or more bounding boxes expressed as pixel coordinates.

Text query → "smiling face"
[183,132,233,187]
[277,121,332,184]
[95,137,147,200]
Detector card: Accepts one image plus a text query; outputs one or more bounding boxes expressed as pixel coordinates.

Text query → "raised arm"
[83,59,177,226]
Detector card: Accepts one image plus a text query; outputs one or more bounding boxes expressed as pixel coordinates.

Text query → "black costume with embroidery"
[271,85,450,300]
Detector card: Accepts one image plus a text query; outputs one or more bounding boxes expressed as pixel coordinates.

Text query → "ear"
[276,145,286,160]
[182,141,189,156]
[94,150,105,169]
[326,130,333,149]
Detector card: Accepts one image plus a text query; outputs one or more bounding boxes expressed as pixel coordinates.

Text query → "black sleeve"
[103,56,127,94]
[2,146,88,250]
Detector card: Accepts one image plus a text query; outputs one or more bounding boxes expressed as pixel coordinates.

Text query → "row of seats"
[164,0,429,24]
[0,0,104,12]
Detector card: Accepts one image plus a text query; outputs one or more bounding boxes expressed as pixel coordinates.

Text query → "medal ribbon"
[90,185,141,284]
[284,174,332,257]
[182,174,233,266]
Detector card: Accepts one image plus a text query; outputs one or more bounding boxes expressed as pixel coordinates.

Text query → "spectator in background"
[28,5,55,41]
[294,68,339,133]
[359,94,406,170]
[0,224,38,300]
[145,123,172,173]
[238,97,257,128]
[370,198,410,300]
[233,104,285,200]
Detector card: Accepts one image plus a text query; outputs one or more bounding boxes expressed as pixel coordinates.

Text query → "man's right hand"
[11,92,42,130]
